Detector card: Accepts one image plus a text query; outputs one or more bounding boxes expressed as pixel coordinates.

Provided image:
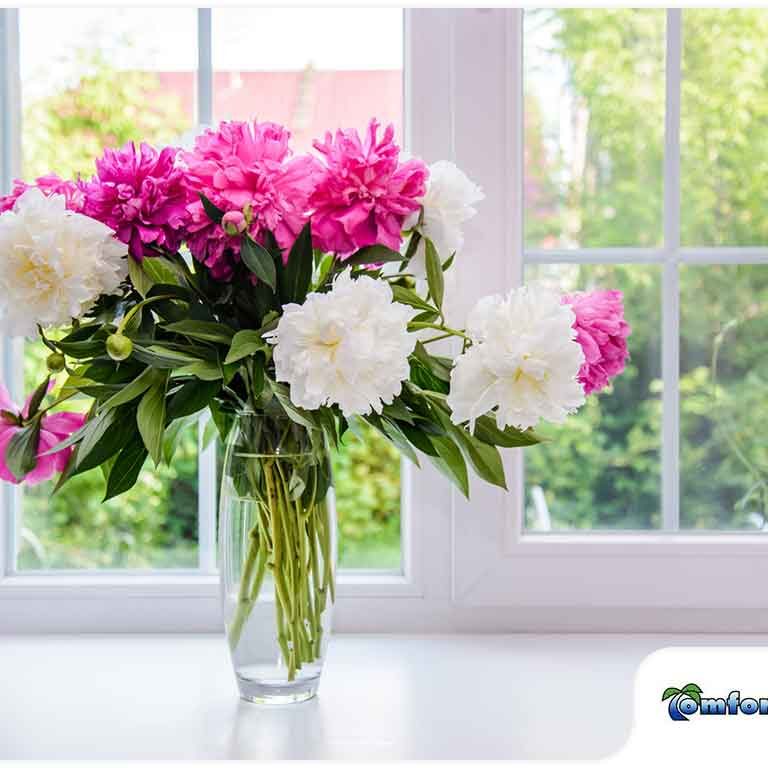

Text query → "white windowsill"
[2,633,765,760]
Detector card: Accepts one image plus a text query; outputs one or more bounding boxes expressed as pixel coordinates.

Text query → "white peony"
[405,160,484,276]
[447,283,586,431]
[0,188,127,337]
[267,272,416,417]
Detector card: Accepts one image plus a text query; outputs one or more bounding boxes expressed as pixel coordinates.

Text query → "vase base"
[236,674,321,705]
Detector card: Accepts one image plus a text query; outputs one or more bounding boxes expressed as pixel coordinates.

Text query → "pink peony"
[180,121,320,280]
[309,119,428,256]
[0,174,85,214]
[81,142,188,261]
[0,383,86,486]
[564,290,631,395]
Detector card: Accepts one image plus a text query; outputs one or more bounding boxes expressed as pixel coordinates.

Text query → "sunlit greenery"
[524,9,768,531]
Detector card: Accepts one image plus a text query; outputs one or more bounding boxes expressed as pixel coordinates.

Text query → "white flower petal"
[409,160,484,277]
[0,188,128,337]
[268,272,416,417]
[447,283,586,431]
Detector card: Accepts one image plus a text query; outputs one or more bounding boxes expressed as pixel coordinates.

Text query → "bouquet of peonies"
[0,118,629,696]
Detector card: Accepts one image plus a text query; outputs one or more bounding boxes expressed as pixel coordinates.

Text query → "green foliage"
[524,10,768,531]
[332,424,401,569]
[23,50,186,179]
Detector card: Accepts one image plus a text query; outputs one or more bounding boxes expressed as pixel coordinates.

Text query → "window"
[522,9,768,534]
[3,8,767,634]
[9,7,404,574]
[1,8,418,633]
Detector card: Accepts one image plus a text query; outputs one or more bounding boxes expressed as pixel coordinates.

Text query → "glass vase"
[219,409,336,704]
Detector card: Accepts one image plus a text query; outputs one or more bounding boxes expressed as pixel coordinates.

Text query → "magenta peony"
[81,142,188,261]
[0,174,85,214]
[309,119,428,256]
[564,289,631,395]
[0,384,86,485]
[180,121,320,280]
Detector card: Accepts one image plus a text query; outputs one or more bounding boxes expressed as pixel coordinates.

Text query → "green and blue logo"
[663,683,768,721]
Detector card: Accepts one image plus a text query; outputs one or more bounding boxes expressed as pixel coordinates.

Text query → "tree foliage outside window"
[524,9,768,531]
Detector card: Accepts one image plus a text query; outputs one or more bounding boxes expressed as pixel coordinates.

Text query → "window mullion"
[194,8,216,572]
[0,9,22,577]
[196,8,213,127]
[662,8,682,532]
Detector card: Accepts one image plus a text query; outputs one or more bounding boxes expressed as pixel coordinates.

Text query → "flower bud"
[46,352,66,373]
[106,333,133,361]
[222,210,247,236]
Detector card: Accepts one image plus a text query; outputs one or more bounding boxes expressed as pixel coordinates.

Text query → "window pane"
[20,7,196,179]
[17,344,199,570]
[680,265,768,530]
[680,10,768,246]
[212,7,404,570]
[523,264,662,531]
[524,9,665,249]
[15,8,199,570]
[212,8,403,152]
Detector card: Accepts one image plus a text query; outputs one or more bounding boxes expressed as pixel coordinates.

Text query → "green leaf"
[104,439,148,501]
[5,421,42,481]
[137,376,168,465]
[199,193,224,224]
[282,220,314,304]
[167,378,221,420]
[75,407,139,474]
[162,414,197,465]
[424,238,444,309]
[413,342,452,381]
[473,415,541,448]
[390,284,435,313]
[382,400,416,425]
[442,251,456,272]
[131,344,203,369]
[100,366,159,410]
[163,319,235,344]
[174,360,223,381]
[402,230,421,266]
[209,400,235,443]
[428,433,469,498]
[342,244,404,269]
[682,683,702,704]
[241,235,277,291]
[129,257,185,298]
[269,380,317,431]
[409,356,450,395]
[288,468,307,501]
[56,338,106,359]
[450,424,507,490]
[398,421,439,456]
[224,329,268,364]
[25,376,50,419]
[661,687,681,701]
[379,417,421,467]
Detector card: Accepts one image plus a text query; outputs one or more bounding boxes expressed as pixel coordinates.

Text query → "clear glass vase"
[219,409,336,704]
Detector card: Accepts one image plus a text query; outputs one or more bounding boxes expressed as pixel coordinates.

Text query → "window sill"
[0,632,685,760]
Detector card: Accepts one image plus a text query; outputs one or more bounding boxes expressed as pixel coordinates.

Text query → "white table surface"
[0,633,749,760]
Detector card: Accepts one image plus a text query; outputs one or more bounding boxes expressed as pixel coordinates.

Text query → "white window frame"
[3,8,768,635]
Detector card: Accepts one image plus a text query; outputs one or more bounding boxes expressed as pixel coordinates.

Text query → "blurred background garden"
[13,8,768,571]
